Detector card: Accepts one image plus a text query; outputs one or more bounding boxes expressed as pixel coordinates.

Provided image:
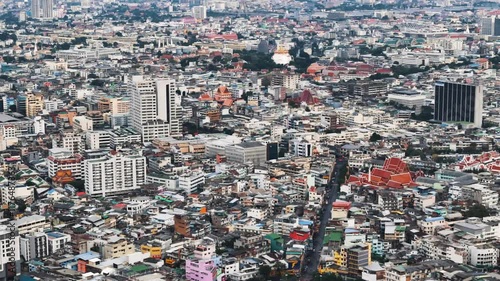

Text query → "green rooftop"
[323,231,342,245]
[130,264,150,273]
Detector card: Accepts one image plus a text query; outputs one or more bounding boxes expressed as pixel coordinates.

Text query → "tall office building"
[31,0,53,19]
[481,17,494,35]
[83,151,147,197]
[481,16,500,36]
[434,81,483,128]
[192,6,207,20]
[42,0,54,19]
[130,76,182,142]
[31,0,41,19]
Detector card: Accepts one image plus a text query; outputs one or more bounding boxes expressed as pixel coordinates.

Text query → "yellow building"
[332,247,347,267]
[98,97,130,114]
[141,243,162,259]
[103,238,134,259]
[26,94,44,118]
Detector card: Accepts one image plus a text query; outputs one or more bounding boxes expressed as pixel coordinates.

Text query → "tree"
[463,204,489,218]
[369,132,383,142]
[115,31,123,37]
[241,91,252,102]
[411,106,433,121]
[72,37,87,45]
[288,100,299,108]
[15,199,27,213]
[258,265,272,278]
[90,80,105,87]
[2,56,15,63]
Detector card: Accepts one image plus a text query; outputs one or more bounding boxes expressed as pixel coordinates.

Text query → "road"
[302,156,347,280]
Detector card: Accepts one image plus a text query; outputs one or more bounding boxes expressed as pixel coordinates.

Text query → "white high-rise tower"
[130,76,182,142]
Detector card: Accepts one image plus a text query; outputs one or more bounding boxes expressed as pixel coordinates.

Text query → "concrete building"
[83,151,147,197]
[46,148,84,180]
[46,232,71,254]
[192,6,207,20]
[130,76,182,142]
[434,81,483,128]
[20,232,50,261]
[0,184,34,205]
[85,130,111,150]
[103,237,135,259]
[26,94,44,118]
[387,89,426,114]
[179,171,205,194]
[226,142,267,166]
[15,215,49,235]
[0,225,21,280]
[73,116,94,133]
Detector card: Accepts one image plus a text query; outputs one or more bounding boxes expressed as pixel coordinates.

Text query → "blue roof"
[75,251,100,261]
[345,228,359,233]
[298,219,313,226]
[46,232,66,238]
[424,216,444,222]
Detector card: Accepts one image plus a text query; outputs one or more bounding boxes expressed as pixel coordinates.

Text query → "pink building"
[186,238,224,281]
[186,259,217,281]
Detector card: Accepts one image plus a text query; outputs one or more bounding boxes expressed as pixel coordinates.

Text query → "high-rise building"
[31,0,41,19]
[434,81,483,128]
[31,0,54,19]
[26,94,44,118]
[481,16,500,36]
[83,151,146,197]
[481,17,495,35]
[130,76,182,142]
[20,232,50,261]
[192,6,207,20]
[46,148,84,180]
[0,224,21,280]
[42,0,54,19]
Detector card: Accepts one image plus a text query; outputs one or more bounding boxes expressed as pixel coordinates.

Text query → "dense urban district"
[0,0,500,280]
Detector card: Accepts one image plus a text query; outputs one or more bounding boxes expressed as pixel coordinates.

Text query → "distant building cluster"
[0,0,498,281]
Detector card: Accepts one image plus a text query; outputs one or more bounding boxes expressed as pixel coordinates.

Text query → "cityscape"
[0,0,499,280]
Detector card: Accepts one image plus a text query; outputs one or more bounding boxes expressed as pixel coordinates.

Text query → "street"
[302,156,347,280]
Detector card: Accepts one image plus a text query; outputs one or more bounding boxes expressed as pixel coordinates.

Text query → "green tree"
[15,199,27,213]
[258,265,272,278]
[288,100,299,108]
[2,56,15,63]
[369,132,383,142]
[411,106,433,121]
[464,204,490,218]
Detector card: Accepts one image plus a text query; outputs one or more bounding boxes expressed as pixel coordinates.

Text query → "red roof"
[76,192,86,197]
[113,203,127,209]
[290,230,310,241]
[332,201,351,209]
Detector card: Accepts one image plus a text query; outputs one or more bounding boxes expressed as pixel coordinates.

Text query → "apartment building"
[26,94,44,118]
[83,151,146,197]
[226,142,267,166]
[103,237,134,259]
[46,232,71,254]
[179,171,205,194]
[46,148,84,180]
[20,232,50,261]
[418,217,447,235]
[0,225,21,280]
[15,215,49,235]
[130,76,182,141]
